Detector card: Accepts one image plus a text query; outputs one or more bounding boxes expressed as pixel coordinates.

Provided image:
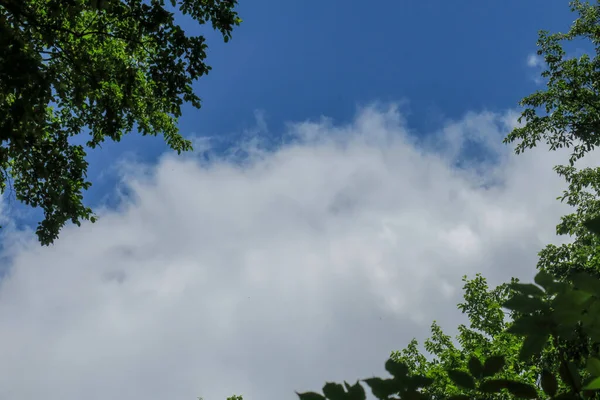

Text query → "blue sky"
[81,0,571,207]
[2,2,596,400]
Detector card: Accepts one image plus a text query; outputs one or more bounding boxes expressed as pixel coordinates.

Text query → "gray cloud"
[0,104,587,400]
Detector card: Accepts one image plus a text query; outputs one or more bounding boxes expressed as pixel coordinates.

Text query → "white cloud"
[0,104,588,400]
[526,53,543,68]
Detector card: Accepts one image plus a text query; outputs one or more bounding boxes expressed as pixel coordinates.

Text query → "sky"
[0,1,593,400]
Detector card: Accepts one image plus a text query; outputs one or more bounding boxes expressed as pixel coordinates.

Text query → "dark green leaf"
[518,333,549,361]
[482,355,505,377]
[541,369,558,397]
[447,370,476,390]
[344,382,366,400]
[583,216,600,236]
[559,360,582,391]
[296,392,326,400]
[384,359,408,379]
[503,294,547,314]
[571,272,600,294]
[510,283,546,297]
[587,358,600,377]
[467,356,483,378]
[506,381,538,399]
[535,271,556,291]
[362,378,397,399]
[478,379,510,393]
[447,396,470,400]
[322,383,345,400]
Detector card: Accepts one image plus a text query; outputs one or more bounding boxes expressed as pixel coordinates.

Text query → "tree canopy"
[0,0,241,244]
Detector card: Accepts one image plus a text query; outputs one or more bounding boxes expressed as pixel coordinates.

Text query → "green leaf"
[510,283,545,297]
[503,294,547,314]
[322,383,345,400]
[447,370,476,390]
[583,376,600,390]
[467,356,483,378]
[482,355,505,377]
[535,270,556,291]
[540,369,558,397]
[505,381,538,399]
[559,360,582,391]
[296,392,326,400]
[571,272,600,294]
[344,382,366,400]
[583,215,600,236]
[507,315,552,336]
[518,333,549,361]
[384,359,408,379]
[362,378,397,399]
[478,379,510,393]
[587,358,600,377]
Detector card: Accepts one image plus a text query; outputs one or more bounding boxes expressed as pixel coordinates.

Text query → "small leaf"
[540,369,558,397]
[587,358,600,377]
[447,370,476,390]
[506,381,538,399]
[482,355,505,377]
[468,356,483,378]
[296,392,326,400]
[322,383,345,400]
[583,376,600,390]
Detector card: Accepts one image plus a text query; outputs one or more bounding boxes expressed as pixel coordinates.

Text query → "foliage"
[296,267,600,400]
[0,0,241,244]
[504,0,600,166]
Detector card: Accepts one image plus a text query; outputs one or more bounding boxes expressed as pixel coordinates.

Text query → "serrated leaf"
[447,370,475,390]
[540,369,558,397]
[296,392,326,400]
[322,383,345,400]
[583,376,600,390]
[506,381,538,399]
[482,355,505,377]
[468,356,483,378]
[587,357,600,377]
[518,333,549,361]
